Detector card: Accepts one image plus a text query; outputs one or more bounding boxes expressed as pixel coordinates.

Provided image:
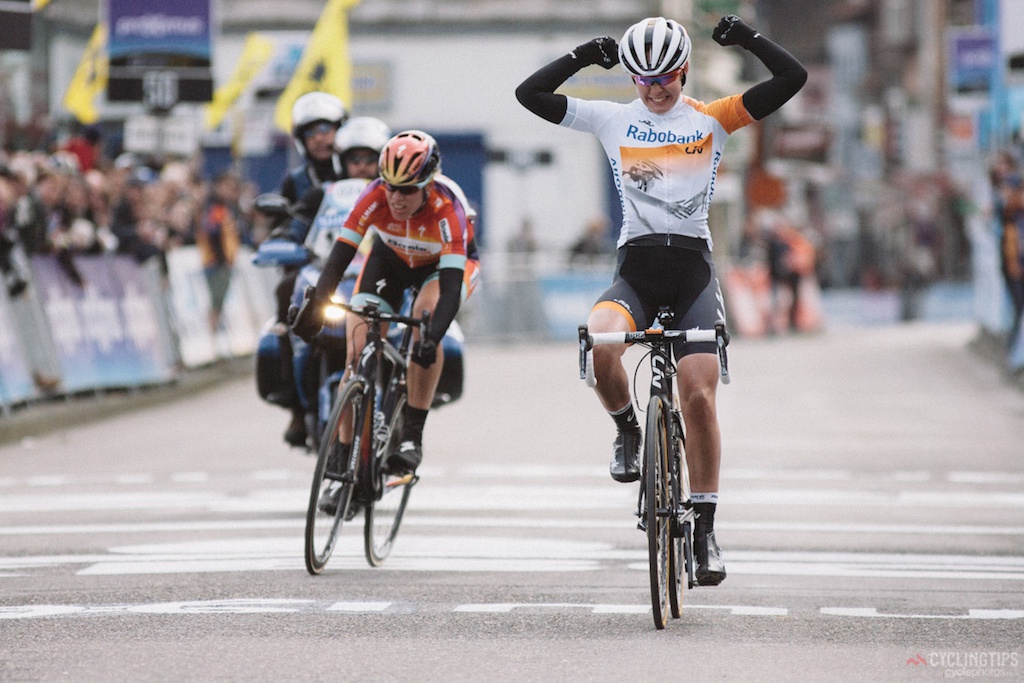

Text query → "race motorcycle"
[252,179,465,452]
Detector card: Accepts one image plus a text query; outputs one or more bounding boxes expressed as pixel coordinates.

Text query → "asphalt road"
[1,321,1022,682]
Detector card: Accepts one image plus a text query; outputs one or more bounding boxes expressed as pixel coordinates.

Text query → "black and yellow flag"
[205,32,274,130]
[63,24,108,125]
[273,0,361,132]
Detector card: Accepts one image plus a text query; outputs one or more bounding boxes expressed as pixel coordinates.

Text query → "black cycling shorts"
[593,243,726,357]
[351,237,438,313]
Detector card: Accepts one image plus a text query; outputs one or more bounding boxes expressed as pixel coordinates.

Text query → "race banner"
[30,255,174,392]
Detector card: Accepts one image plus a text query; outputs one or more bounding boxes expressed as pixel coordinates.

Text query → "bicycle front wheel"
[365,391,414,566]
[645,394,673,630]
[304,377,368,575]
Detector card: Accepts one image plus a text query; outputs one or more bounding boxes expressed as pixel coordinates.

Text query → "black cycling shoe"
[386,440,422,473]
[284,411,307,448]
[317,482,361,520]
[609,429,642,482]
[324,442,349,480]
[693,525,727,586]
[318,482,343,516]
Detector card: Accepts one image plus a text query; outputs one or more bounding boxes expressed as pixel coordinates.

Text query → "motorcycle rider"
[274,91,348,447]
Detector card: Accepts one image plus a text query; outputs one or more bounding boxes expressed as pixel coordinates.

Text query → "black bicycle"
[578,311,729,629]
[303,289,426,574]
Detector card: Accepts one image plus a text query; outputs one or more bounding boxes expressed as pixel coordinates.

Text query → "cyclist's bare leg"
[588,306,643,482]
[676,351,726,585]
[586,307,632,411]
[407,281,443,410]
[337,312,388,444]
[675,353,721,492]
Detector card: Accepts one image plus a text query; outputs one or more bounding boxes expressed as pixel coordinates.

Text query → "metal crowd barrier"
[0,246,277,416]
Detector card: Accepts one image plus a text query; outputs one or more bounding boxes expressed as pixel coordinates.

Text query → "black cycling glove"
[411,337,438,369]
[289,286,324,343]
[712,15,760,49]
[572,36,619,69]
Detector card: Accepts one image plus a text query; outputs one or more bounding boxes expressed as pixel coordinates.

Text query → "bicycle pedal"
[385,473,414,488]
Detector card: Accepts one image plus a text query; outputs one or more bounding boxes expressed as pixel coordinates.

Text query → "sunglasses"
[303,122,336,140]
[634,69,683,87]
[384,183,422,195]
[346,151,378,165]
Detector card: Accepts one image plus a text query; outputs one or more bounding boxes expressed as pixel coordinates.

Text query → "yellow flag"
[273,0,361,132]
[205,32,275,130]
[32,0,52,9]
[63,24,108,125]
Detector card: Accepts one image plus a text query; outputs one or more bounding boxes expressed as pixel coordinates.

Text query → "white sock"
[690,492,719,504]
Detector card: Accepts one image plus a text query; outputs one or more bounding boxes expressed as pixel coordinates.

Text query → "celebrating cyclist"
[291,130,480,473]
[516,15,806,586]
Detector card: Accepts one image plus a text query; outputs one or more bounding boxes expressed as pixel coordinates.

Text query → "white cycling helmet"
[291,91,348,155]
[619,17,691,77]
[335,117,392,158]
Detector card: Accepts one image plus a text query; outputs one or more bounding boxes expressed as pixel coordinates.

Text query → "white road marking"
[821,607,1024,619]
[1,599,1020,622]
[2,535,1022,581]
[1,467,1023,488]
[3,517,1024,538]
[4,484,1024,515]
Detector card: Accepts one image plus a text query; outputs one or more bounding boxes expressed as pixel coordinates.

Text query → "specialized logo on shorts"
[375,278,387,294]
[438,218,452,243]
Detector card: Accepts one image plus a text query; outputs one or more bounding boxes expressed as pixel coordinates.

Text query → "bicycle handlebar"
[335,299,428,330]
[578,322,731,387]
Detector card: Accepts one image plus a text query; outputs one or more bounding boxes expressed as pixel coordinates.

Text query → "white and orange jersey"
[337,178,475,270]
[562,93,754,249]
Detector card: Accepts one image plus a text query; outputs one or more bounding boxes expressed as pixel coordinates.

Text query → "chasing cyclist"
[516,15,806,586]
[291,130,480,474]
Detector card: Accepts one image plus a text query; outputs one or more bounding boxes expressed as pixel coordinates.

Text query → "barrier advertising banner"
[30,255,174,392]
[0,288,36,407]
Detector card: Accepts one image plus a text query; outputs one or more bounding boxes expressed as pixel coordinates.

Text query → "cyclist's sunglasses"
[634,69,683,87]
[384,183,423,195]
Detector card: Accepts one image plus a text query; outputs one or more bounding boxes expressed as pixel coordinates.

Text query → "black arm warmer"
[312,239,358,304]
[426,267,463,344]
[740,37,808,121]
[286,186,326,242]
[515,52,590,124]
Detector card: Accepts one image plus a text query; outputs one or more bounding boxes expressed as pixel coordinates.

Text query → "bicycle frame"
[578,312,729,625]
[340,298,424,503]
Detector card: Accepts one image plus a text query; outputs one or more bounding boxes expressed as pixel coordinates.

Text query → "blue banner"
[30,255,174,392]
[108,0,212,63]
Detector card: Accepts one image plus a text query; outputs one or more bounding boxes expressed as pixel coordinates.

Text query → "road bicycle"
[578,311,729,629]
[303,288,427,574]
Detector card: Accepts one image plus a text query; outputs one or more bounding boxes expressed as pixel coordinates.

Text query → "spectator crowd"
[0,127,262,305]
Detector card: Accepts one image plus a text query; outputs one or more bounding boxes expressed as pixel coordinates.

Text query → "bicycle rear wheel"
[304,377,367,575]
[645,394,673,629]
[364,391,414,566]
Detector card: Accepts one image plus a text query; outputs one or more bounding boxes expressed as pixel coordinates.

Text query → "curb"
[0,356,255,447]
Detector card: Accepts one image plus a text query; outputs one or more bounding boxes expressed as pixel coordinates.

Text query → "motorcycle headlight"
[323,294,347,324]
